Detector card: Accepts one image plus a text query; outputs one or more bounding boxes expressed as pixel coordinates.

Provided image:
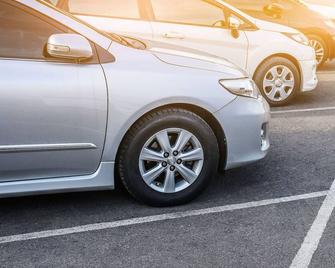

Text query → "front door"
[0,1,108,182]
[149,0,249,69]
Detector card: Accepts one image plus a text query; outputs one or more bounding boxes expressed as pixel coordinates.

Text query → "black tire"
[254,56,300,107]
[117,108,219,207]
[307,34,328,67]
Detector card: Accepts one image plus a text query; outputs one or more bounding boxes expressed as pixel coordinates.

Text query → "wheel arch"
[115,103,228,174]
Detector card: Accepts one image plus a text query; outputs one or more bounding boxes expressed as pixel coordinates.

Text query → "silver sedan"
[0,0,270,206]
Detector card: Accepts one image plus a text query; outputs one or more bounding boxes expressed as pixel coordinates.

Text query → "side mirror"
[47,33,93,60]
[229,17,241,39]
[263,3,284,18]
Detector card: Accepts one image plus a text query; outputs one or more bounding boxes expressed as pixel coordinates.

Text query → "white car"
[53,0,318,106]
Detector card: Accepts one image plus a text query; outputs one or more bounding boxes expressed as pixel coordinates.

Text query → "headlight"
[325,19,335,29]
[283,32,309,46]
[219,78,259,99]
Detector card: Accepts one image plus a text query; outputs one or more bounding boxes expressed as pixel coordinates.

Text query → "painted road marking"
[290,180,335,268]
[0,190,328,245]
[271,106,335,115]
[317,72,335,82]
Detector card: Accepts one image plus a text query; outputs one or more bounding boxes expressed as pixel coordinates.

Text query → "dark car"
[226,0,335,66]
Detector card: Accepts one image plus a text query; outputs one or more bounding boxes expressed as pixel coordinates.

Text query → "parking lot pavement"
[319,61,335,73]
[1,73,335,267]
[0,199,325,268]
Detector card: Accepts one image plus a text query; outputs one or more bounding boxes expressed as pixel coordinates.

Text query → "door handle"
[163,32,185,39]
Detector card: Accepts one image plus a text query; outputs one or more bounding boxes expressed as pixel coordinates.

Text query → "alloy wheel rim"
[309,39,325,65]
[263,65,295,102]
[139,128,204,194]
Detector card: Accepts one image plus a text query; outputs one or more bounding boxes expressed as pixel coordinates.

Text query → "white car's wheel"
[254,57,300,107]
[117,108,219,206]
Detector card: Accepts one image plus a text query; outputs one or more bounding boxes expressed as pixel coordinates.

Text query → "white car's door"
[0,1,108,182]
[59,0,153,40]
[149,0,249,69]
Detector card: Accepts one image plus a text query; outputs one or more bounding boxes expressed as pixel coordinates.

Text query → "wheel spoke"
[283,79,294,88]
[173,130,192,152]
[140,148,164,162]
[155,130,171,152]
[180,148,203,162]
[263,79,274,88]
[315,48,324,54]
[270,68,279,79]
[163,169,175,193]
[279,87,289,99]
[176,164,198,184]
[266,87,277,100]
[142,164,166,185]
[280,68,290,79]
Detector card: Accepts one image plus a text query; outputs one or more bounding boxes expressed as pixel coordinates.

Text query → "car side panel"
[100,43,237,162]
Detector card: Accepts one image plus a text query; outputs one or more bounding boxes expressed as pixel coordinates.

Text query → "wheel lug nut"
[162,162,167,167]
[177,159,182,165]
[163,152,169,158]
[173,151,178,156]
[170,166,175,171]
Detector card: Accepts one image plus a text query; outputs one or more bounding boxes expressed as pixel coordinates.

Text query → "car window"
[150,0,226,27]
[276,0,295,10]
[0,2,63,59]
[226,0,271,11]
[66,0,140,19]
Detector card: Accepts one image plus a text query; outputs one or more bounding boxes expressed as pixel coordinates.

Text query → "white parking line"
[0,190,328,245]
[271,106,335,115]
[317,72,335,82]
[290,180,335,268]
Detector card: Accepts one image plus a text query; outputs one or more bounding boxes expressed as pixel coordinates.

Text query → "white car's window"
[150,0,226,27]
[67,0,140,19]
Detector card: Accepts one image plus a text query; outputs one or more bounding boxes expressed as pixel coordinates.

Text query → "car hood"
[145,40,248,79]
[252,18,299,34]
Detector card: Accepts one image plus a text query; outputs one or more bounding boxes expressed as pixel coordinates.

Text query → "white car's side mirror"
[228,17,241,39]
[47,33,93,60]
[229,17,241,30]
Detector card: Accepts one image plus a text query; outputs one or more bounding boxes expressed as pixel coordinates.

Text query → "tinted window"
[151,0,225,27]
[277,0,295,10]
[0,2,62,59]
[67,0,140,19]
[226,0,271,11]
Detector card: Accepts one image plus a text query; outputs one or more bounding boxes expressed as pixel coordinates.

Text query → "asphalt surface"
[1,64,335,267]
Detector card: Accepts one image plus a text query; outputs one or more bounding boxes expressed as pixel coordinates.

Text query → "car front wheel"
[307,34,328,67]
[117,108,219,206]
[254,57,300,107]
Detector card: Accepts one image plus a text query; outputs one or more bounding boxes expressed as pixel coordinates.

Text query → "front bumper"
[300,59,318,92]
[215,96,270,170]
